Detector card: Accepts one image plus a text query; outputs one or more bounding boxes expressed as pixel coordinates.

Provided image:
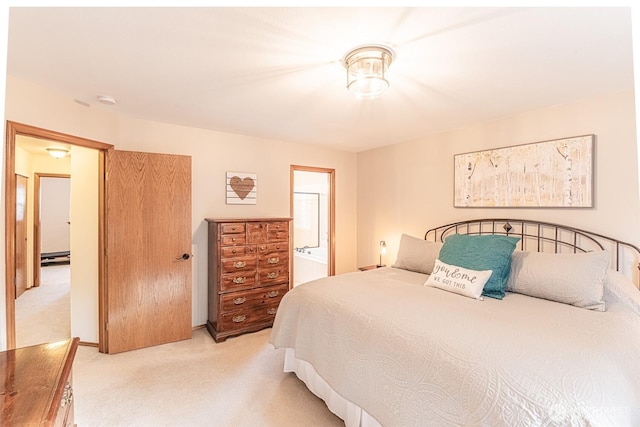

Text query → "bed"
[269,219,640,427]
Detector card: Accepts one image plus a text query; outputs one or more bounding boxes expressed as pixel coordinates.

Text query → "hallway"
[15,264,70,348]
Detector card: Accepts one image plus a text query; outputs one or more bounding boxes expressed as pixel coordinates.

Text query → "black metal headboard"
[425,218,640,285]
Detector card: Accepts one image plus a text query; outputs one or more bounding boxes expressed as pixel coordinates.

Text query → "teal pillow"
[438,234,520,299]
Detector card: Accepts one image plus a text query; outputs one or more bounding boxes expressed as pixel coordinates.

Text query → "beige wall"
[357,90,639,270]
[2,76,637,348]
[69,146,99,341]
[40,177,70,253]
[1,76,358,341]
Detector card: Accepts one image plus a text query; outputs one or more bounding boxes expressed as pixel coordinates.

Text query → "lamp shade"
[343,45,394,100]
[378,240,387,267]
[46,148,69,159]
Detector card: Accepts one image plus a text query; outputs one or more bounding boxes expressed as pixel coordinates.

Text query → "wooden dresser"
[0,337,79,427]
[206,218,291,342]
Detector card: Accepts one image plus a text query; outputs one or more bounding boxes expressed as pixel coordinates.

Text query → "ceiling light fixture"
[342,44,395,100]
[97,95,117,105]
[46,148,69,159]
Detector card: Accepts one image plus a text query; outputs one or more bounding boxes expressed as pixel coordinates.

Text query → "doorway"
[290,166,335,286]
[34,174,71,286]
[4,121,111,350]
[6,122,192,354]
[14,174,72,348]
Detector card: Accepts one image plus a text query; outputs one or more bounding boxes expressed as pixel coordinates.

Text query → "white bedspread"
[269,267,640,427]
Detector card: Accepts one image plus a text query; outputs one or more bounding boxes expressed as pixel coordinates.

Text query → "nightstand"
[358,264,384,271]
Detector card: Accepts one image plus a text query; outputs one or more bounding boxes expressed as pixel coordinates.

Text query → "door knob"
[176,253,191,261]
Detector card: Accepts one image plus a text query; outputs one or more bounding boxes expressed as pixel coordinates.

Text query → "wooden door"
[105,150,192,353]
[15,174,28,298]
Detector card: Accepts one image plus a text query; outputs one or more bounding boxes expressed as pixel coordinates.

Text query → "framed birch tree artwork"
[454,135,594,208]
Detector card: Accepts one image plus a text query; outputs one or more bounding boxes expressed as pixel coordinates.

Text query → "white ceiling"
[6,7,635,152]
[17,135,70,155]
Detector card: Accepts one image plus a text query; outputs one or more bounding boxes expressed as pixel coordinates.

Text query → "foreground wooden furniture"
[0,337,79,426]
[206,218,291,342]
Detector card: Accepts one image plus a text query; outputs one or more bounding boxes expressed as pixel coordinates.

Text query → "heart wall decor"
[226,172,257,204]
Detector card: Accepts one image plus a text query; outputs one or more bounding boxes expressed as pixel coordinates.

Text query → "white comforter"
[269,267,640,427]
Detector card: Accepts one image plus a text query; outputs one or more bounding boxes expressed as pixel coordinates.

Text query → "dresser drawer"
[258,252,288,269]
[221,245,256,258]
[258,267,288,285]
[220,222,246,234]
[220,284,288,312]
[221,257,256,273]
[218,302,282,332]
[221,272,256,291]
[257,242,288,253]
[221,234,246,246]
[268,222,289,241]
[247,222,268,243]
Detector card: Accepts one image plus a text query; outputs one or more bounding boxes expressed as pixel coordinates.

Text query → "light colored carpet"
[14,264,343,426]
[75,328,344,426]
[15,264,71,348]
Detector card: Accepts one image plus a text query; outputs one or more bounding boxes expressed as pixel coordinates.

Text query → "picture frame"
[226,172,257,205]
[454,135,594,208]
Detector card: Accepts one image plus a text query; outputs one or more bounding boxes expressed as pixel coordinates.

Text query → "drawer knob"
[233,297,246,305]
[266,290,279,298]
[232,277,246,284]
[267,272,279,279]
[232,238,236,242]
[267,308,277,315]
[268,257,279,264]
[232,249,237,254]
[233,261,247,268]
[232,315,247,323]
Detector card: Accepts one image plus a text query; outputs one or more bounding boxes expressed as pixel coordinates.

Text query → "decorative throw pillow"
[425,259,492,300]
[438,234,520,299]
[507,250,610,311]
[392,234,443,275]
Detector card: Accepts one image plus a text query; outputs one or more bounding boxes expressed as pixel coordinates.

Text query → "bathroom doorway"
[290,166,335,286]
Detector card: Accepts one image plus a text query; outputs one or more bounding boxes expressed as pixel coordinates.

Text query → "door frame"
[4,121,113,350]
[290,165,336,278]
[33,173,71,288]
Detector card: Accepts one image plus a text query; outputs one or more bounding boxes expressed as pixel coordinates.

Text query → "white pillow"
[602,268,640,314]
[392,234,443,274]
[507,250,610,311]
[425,259,492,300]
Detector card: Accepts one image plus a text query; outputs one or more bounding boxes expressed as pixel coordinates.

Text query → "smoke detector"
[97,95,117,105]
